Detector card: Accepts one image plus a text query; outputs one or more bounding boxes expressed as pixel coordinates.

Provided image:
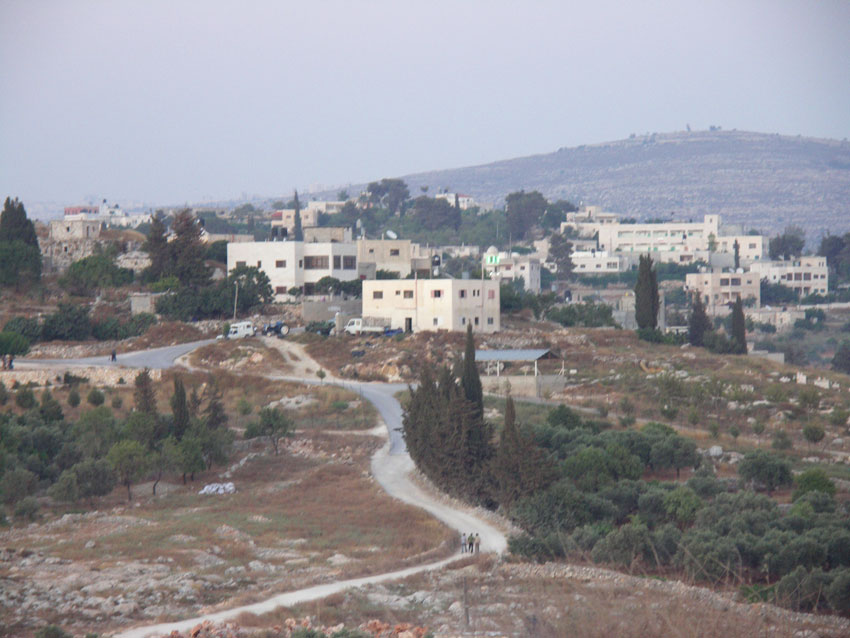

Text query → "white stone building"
[362,278,500,333]
[685,269,760,315]
[748,257,829,297]
[227,240,360,296]
[570,250,625,274]
[482,247,541,293]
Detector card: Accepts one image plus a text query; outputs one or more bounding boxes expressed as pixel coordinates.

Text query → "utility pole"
[233,281,239,320]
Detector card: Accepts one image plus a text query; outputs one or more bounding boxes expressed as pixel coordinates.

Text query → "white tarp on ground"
[198,482,236,495]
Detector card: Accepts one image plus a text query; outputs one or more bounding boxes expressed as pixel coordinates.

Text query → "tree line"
[402,330,850,614]
[0,369,234,520]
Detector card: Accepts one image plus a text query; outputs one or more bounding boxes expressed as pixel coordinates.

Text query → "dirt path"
[115,339,508,638]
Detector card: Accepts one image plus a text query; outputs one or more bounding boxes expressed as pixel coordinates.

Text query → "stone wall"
[481,374,566,398]
[1,366,161,389]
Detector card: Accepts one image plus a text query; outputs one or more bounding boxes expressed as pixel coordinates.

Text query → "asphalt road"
[17,340,216,370]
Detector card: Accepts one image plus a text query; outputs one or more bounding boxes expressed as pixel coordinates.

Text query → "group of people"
[461,532,481,554]
[1,355,13,370]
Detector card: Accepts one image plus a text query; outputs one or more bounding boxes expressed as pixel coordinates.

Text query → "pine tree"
[634,254,659,330]
[293,190,303,241]
[460,323,483,418]
[0,197,38,246]
[203,376,228,429]
[733,239,741,270]
[730,296,747,354]
[142,212,170,281]
[169,210,210,287]
[133,368,157,414]
[687,294,712,347]
[170,377,190,440]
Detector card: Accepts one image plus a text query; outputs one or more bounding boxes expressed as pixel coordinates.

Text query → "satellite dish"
[386,230,398,239]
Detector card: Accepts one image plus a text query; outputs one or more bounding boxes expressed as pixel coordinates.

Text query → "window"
[432,290,442,298]
[343,256,356,269]
[390,249,400,256]
[275,260,286,268]
[333,255,341,269]
[749,243,757,249]
[472,289,480,297]
[373,291,383,299]
[487,317,494,325]
[720,278,729,286]
[459,289,466,298]
[403,290,413,299]
[368,248,374,254]
[488,290,495,299]
[257,261,262,268]
[474,317,479,326]
[304,256,329,269]
[395,290,400,295]
[298,260,303,268]
[275,286,287,294]
[433,318,438,326]
[462,317,466,325]
[236,261,246,268]
[730,278,741,286]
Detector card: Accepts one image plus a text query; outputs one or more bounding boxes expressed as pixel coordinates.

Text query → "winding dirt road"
[98,337,508,638]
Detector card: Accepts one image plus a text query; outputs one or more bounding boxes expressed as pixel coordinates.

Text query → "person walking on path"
[111,349,117,362]
[461,532,467,553]
[474,533,481,554]
[468,533,475,554]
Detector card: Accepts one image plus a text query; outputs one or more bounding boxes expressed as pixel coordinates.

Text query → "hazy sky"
[1,0,849,208]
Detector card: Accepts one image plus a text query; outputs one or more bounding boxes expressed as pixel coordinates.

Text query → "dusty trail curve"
[29,340,508,638]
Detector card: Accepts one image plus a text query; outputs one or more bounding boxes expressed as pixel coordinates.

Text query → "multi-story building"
[685,269,760,314]
[563,210,764,266]
[748,257,829,297]
[362,278,500,333]
[570,250,625,274]
[356,238,436,278]
[270,209,320,238]
[482,248,541,292]
[227,241,360,296]
[39,218,104,272]
[305,200,346,216]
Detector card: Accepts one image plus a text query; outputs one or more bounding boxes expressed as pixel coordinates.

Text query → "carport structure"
[474,348,556,377]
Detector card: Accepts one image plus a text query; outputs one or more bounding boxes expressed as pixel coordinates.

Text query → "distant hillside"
[397,130,850,242]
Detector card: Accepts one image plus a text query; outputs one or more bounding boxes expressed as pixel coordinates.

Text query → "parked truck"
[227,321,256,339]
[343,317,394,336]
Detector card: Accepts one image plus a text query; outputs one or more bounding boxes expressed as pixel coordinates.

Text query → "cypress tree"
[492,396,556,506]
[293,190,303,241]
[634,254,659,330]
[170,377,190,440]
[460,323,483,418]
[730,296,747,354]
[0,197,38,246]
[688,294,712,347]
[733,239,741,270]
[133,368,157,414]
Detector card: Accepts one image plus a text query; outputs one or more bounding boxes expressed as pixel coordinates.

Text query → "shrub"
[1,467,38,504]
[826,568,850,613]
[35,626,72,638]
[111,396,123,410]
[14,496,39,520]
[792,468,836,501]
[829,407,849,427]
[15,386,36,409]
[0,381,7,405]
[67,389,81,407]
[752,421,765,436]
[87,388,105,407]
[774,566,832,612]
[772,429,792,451]
[738,450,792,494]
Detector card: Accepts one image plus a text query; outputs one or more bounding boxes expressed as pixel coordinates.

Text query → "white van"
[227,321,255,339]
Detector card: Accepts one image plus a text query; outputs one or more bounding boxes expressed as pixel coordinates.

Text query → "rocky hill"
[398,130,850,241]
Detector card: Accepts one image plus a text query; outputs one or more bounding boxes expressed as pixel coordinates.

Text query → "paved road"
[17,340,216,370]
[24,340,507,638]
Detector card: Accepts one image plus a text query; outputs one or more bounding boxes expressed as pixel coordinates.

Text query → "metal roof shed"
[474,349,553,376]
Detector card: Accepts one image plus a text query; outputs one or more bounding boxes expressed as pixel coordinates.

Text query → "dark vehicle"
[306,320,335,336]
[262,321,290,338]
